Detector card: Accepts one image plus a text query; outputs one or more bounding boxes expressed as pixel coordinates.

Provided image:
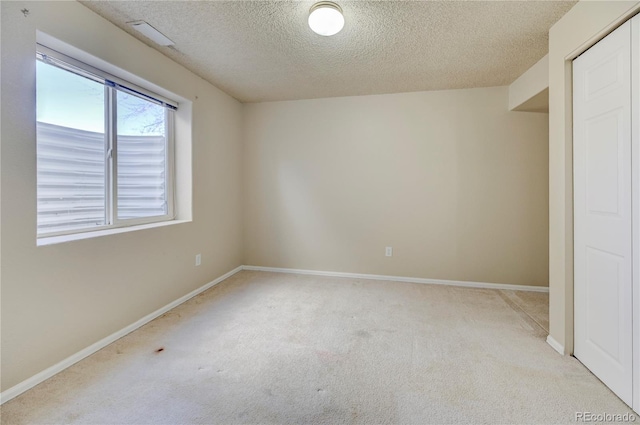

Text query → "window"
[36,45,177,237]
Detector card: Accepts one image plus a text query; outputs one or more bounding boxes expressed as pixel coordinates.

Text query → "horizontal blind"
[107,81,177,111]
[117,132,168,219]
[37,122,168,234]
[37,122,107,234]
[37,44,178,110]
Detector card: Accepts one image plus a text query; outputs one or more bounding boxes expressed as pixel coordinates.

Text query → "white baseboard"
[242,265,549,293]
[1,264,548,404]
[0,265,243,405]
[546,335,565,355]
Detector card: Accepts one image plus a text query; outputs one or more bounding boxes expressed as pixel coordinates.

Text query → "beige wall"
[0,1,243,391]
[0,0,559,396]
[509,54,549,112]
[243,87,549,286]
[548,0,640,354]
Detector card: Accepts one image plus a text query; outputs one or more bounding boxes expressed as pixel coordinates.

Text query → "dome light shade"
[308,2,344,36]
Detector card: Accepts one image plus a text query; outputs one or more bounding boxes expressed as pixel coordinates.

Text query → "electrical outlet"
[195,254,201,266]
[385,247,393,257]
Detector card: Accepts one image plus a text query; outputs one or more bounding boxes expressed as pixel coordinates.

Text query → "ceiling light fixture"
[128,21,175,46]
[308,2,345,36]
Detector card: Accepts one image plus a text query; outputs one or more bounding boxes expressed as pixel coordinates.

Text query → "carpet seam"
[497,290,548,335]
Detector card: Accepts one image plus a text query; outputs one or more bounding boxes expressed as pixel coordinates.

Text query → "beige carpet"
[1,271,635,424]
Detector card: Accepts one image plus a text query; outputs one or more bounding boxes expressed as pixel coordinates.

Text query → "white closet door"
[573,20,634,406]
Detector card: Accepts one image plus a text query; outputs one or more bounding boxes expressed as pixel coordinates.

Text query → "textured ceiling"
[80,1,576,103]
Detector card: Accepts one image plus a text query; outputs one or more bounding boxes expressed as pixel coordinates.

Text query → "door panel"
[574,19,633,406]
[586,110,623,215]
[585,247,622,361]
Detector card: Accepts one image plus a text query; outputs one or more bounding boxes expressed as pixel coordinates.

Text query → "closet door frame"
[572,13,640,413]
[632,14,640,414]
[573,19,634,406]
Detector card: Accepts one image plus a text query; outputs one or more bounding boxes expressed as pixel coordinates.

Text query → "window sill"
[37,219,191,247]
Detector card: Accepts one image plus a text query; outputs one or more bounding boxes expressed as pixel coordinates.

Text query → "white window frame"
[36,44,177,238]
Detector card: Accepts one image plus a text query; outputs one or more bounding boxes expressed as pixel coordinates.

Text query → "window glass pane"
[36,59,106,235]
[116,91,168,220]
